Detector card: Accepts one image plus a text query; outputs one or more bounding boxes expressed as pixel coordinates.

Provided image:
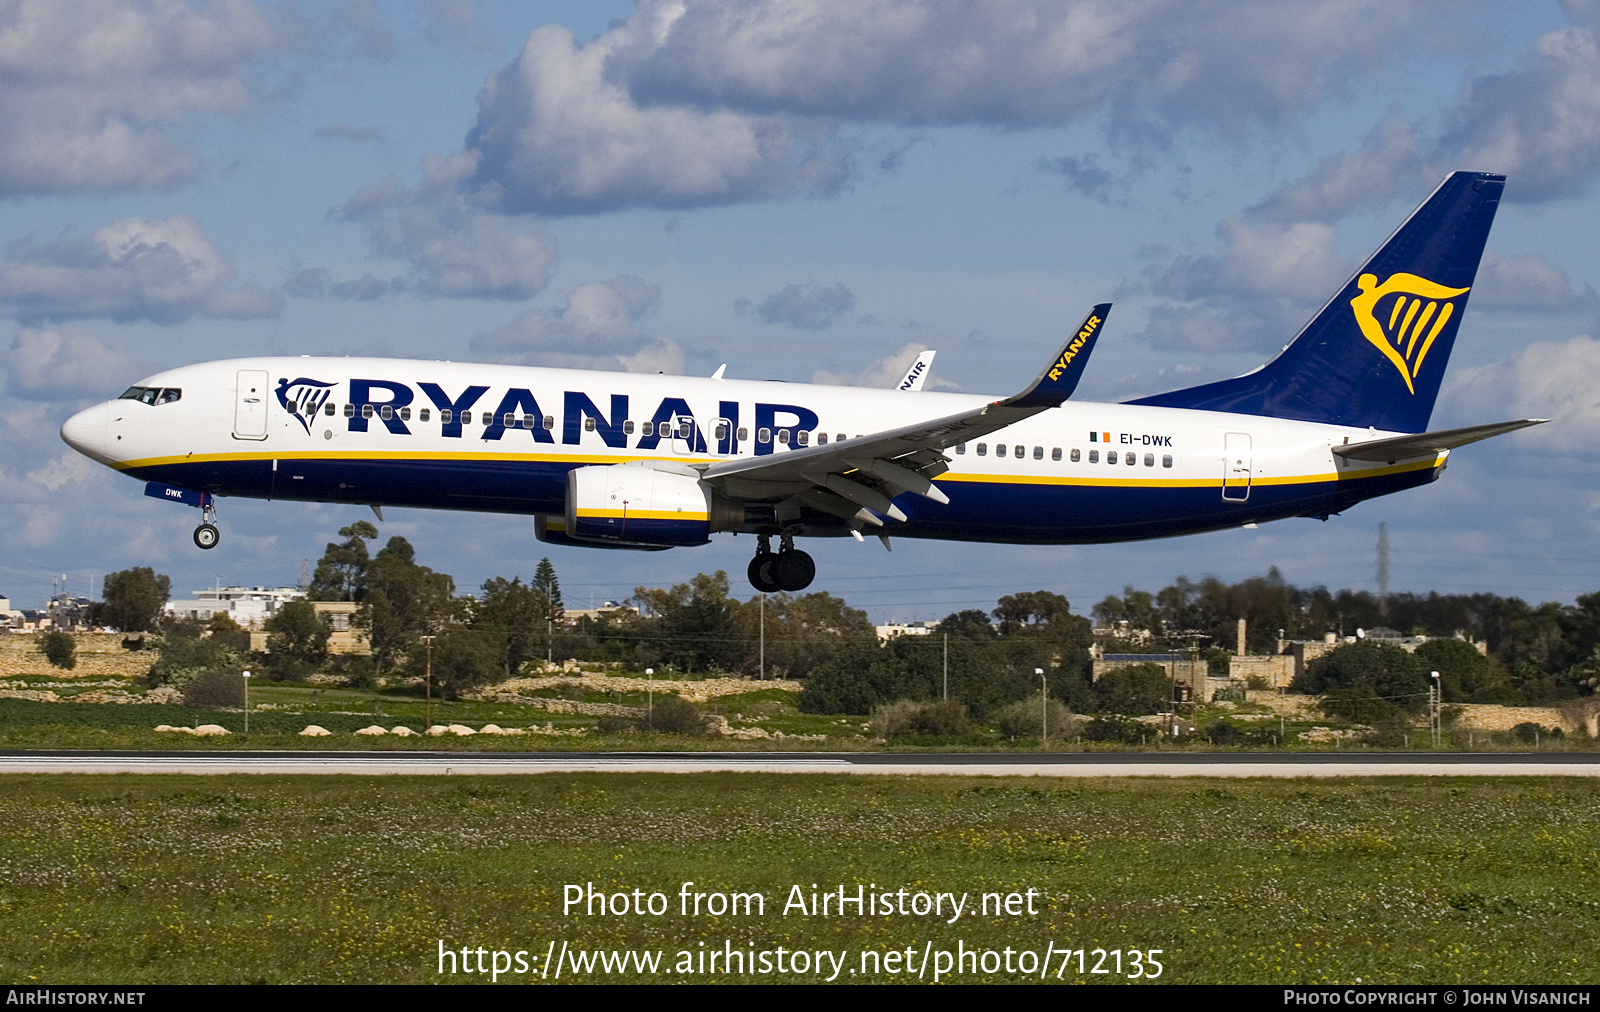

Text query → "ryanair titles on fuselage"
[275,373,823,455]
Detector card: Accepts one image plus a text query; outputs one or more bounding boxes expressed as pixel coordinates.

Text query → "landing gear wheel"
[193,523,220,550]
[748,553,781,593]
[774,549,815,592]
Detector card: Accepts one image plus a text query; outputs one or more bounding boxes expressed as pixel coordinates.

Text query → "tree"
[633,571,742,673]
[40,631,76,670]
[1093,663,1172,715]
[308,521,379,601]
[264,599,331,675]
[96,568,170,633]
[474,577,555,676]
[407,625,501,698]
[358,536,454,673]
[533,557,564,616]
[1414,638,1505,702]
[1293,642,1429,724]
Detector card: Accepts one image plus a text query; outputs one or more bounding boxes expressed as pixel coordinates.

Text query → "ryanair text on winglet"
[1047,316,1101,381]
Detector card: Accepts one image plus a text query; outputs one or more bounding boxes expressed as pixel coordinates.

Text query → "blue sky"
[6,0,1600,622]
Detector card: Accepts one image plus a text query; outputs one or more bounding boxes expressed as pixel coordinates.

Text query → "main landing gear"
[748,533,815,593]
[193,502,220,550]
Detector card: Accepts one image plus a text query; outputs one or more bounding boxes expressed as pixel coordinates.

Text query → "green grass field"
[0,774,1595,984]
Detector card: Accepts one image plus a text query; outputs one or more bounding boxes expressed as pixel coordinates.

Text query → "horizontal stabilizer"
[1332,419,1546,462]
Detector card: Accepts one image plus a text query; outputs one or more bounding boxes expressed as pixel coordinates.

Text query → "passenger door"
[234,370,269,441]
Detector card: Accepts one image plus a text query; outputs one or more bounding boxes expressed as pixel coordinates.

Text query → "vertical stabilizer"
[1128,172,1504,433]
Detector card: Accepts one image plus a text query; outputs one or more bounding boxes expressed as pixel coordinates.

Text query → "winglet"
[894,351,937,391]
[1002,303,1110,410]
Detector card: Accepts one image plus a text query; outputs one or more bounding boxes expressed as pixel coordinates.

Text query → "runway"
[1,750,1596,777]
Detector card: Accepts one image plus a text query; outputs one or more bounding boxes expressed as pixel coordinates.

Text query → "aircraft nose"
[60,402,111,463]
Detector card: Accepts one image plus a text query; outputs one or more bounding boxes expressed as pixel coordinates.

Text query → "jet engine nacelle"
[564,463,740,547]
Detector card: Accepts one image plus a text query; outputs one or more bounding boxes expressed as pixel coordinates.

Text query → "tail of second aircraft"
[1128,171,1504,434]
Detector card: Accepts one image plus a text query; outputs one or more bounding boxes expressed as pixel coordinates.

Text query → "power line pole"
[943,633,948,700]
[1377,522,1390,618]
[422,635,434,731]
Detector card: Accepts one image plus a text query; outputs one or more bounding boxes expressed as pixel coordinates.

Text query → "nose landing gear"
[193,502,220,550]
[747,533,815,593]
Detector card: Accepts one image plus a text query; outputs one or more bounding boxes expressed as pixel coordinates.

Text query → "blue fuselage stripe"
[122,455,1436,545]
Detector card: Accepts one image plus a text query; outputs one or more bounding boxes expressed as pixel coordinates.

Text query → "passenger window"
[796,430,809,446]
[1163,454,1173,468]
[1015,444,1024,458]
[440,408,452,424]
[955,443,966,455]
[995,444,1007,457]
[361,404,373,419]
[1070,448,1080,462]
[400,406,411,421]
[380,405,393,421]
[1051,447,1061,461]
[1126,453,1136,466]
[816,432,827,445]
[675,419,690,439]
[838,434,847,443]
[738,427,748,441]
[1088,450,1098,463]
[521,415,534,429]
[714,422,727,440]
[585,417,597,432]
[1144,453,1154,466]
[1033,446,1043,460]
[1107,451,1117,464]
[778,429,791,444]
[624,420,635,435]
[758,428,771,444]
[419,408,430,422]
[976,443,987,456]
[543,416,554,430]
[287,401,299,415]
[481,412,492,425]
[642,421,654,436]
[324,403,335,416]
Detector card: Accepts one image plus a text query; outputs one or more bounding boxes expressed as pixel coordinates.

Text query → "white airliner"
[61,172,1540,592]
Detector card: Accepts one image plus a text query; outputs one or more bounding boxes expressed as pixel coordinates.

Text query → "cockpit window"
[118,386,181,405]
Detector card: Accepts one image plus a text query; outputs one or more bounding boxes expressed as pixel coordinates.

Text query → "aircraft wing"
[701,304,1109,526]
[894,350,936,391]
[1331,418,1546,463]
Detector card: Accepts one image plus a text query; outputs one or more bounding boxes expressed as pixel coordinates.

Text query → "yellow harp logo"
[1349,272,1469,394]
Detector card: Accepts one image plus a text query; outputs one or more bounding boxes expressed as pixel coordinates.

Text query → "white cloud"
[470,276,684,373]
[0,214,281,324]
[7,325,134,401]
[1445,335,1600,452]
[448,0,1452,214]
[1471,249,1596,310]
[741,281,857,330]
[0,0,280,195]
[812,341,956,389]
[1250,110,1425,222]
[338,165,558,299]
[463,20,847,214]
[1255,13,1600,217]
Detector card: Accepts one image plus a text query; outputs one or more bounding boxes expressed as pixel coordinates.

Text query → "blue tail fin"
[1128,171,1504,433]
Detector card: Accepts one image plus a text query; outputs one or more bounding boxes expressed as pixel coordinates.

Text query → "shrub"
[182,670,246,710]
[1082,714,1144,744]
[146,634,237,689]
[1511,722,1562,744]
[596,715,633,735]
[40,632,76,670]
[869,699,973,738]
[1245,675,1272,691]
[639,695,706,736]
[994,698,1074,739]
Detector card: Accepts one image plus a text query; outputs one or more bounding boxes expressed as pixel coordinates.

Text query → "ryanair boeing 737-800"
[60,172,1541,592]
